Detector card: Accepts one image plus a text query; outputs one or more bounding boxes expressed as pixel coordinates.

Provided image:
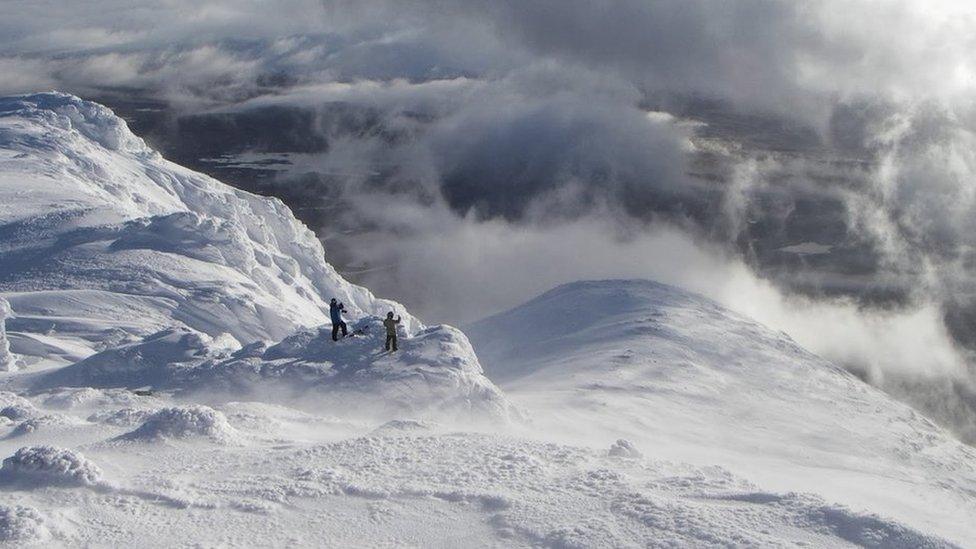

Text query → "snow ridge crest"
[0,92,153,156]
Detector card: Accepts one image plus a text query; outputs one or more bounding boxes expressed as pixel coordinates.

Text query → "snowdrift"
[40,317,514,422]
[467,279,976,465]
[0,92,416,361]
[0,505,48,543]
[0,446,103,487]
[287,432,952,548]
[117,406,238,443]
[0,402,37,421]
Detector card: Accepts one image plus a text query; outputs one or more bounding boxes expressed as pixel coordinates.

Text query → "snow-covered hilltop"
[0,92,417,359]
[0,94,972,547]
[0,91,511,420]
[467,279,976,545]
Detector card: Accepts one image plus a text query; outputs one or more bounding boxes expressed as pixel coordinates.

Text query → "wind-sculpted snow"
[1,401,83,439]
[40,327,233,389]
[39,318,514,422]
[39,387,146,411]
[0,348,961,546]
[118,406,238,444]
[0,402,37,421]
[0,92,416,358]
[272,434,950,548]
[466,279,976,543]
[0,392,34,428]
[0,446,103,487]
[87,407,155,428]
[1,93,154,156]
[607,438,642,458]
[6,414,79,438]
[0,505,48,543]
[370,419,436,437]
[0,297,15,371]
[0,93,971,545]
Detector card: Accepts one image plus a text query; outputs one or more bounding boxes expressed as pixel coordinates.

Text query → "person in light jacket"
[383,311,401,352]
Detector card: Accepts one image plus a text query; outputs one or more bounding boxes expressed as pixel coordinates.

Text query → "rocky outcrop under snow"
[0,92,416,360]
[118,406,238,443]
[39,317,514,422]
[0,92,513,425]
[0,505,48,543]
[0,446,103,487]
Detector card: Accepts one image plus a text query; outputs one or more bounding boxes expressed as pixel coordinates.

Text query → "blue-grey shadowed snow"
[35,320,515,423]
[0,504,49,544]
[0,446,104,487]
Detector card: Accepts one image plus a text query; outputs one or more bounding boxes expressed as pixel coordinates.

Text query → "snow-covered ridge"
[467,279,976,545]
[0,92,416,358]
[0,93,971,545]
[0,92,511,422]
[36,318,514,421]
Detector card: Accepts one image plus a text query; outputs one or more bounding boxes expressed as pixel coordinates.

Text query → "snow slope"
[466,279,976,545]
[0,91,510,422]
[0,389,957,548]
[0,94,970,547]
[0,92,417,364]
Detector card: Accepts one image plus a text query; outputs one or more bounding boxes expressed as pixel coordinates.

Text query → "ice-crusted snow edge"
[1,92,515,422]
[0,297,17,371]
[118,405,239,444]
[0,504,49,543]
[0,446,104,487]
[0,92,155,155]
[0,91,421,349]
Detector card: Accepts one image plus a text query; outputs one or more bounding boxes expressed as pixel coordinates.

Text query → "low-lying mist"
[334,196,976,443]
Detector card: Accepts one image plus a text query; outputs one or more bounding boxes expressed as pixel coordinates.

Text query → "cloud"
[336,192,976,440]
[5,1,974,129]
[0,58,57,96]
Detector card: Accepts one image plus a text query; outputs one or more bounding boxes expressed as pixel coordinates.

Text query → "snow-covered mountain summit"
[0,94,972,546]
[467,279,976,544]
[0,92,417,362]
[0,91,511,420]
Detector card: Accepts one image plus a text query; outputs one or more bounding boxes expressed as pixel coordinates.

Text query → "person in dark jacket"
[383,311,401,351]
[330,298,348,341]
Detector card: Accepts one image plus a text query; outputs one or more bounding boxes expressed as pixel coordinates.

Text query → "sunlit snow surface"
[0,94,973,547]
[0,92,418,357]
[467,280,976,545]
